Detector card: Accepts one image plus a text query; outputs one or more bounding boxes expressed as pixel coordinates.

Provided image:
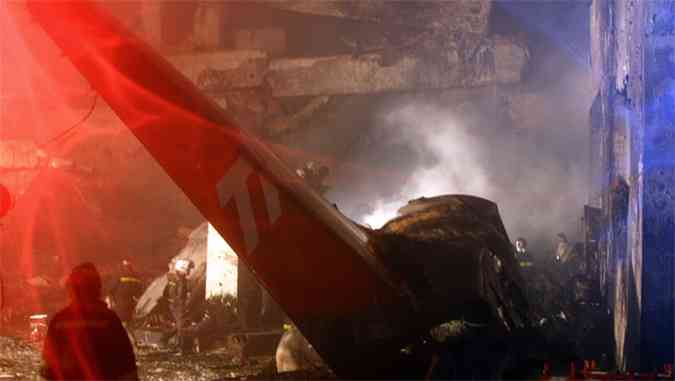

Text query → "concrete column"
[168,36,527,97]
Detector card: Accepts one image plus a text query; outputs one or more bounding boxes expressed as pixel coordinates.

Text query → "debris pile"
[0,333,294,381]
[0,336,41,380]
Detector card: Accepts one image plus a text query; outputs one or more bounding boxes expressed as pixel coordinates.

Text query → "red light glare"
[0,183,11,217]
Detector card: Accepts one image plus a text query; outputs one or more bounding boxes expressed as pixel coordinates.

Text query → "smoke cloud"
[330,68,592,255]
[322,3,595,257]
[359,101,492,228]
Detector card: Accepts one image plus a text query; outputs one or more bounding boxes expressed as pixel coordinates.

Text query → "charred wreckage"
[0,0,665,379]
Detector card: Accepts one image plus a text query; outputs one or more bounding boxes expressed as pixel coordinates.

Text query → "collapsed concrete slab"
[169,50,269,92]
[170,37,527,97]
[258,0,491,35]
[234,28,287,56]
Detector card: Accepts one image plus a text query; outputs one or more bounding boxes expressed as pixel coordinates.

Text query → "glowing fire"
[361,199,403,229]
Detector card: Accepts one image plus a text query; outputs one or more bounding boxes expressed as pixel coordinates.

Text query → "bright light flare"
[361,199,403,229]
[0,1,120,317]
[358,110,490,230]
[0,1,90,142]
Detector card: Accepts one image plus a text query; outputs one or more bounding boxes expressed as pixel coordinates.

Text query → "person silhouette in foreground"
[41,262,138,380]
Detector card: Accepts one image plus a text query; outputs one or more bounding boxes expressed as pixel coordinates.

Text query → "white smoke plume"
[361,103,492,228]
[332,66,593,254]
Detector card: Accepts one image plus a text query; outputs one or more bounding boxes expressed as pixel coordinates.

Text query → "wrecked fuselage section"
[120,194,609,379]
[367,195,532,378]
[359,195,611,378]
[127,194,532,378]
[374,194,530,333]
[285,194,532,378]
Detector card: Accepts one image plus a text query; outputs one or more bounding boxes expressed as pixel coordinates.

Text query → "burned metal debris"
[374,195,531,332]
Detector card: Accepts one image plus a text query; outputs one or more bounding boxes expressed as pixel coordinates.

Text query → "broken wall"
[149,1,592,255]
[592,0,675,371]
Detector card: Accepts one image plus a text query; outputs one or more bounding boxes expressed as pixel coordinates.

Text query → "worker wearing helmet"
[107,259,143,345]
[514,237,534,270]
[554,233,572,263]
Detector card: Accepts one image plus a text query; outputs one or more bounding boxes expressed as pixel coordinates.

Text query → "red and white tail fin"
[26,0,404,350]
[26,0,403,315]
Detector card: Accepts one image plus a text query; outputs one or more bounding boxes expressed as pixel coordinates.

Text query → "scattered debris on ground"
[0,336,41,380]
[0,330,336,381]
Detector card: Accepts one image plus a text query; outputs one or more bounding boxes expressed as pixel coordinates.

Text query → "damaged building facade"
[1,0,532,320]
[591,0,675,372]
[0,1,530,266]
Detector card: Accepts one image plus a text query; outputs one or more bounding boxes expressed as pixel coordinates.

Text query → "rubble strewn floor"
[136,348,264,381]
[0,334,274,381]
[0,301,609,380]
[0,336,41,380]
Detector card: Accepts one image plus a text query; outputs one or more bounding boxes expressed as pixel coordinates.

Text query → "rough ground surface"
[0,334,304,381]
[135,347,262,381]
[0,336,41,380]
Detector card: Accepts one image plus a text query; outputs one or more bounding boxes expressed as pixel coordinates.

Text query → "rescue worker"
[108,259,143,345]
[553,233,584,280]
[554,233,573,263]
[165,258,194,354]
[41,263,138,380]
[514,237,562,321]
[549,233,590,321]
[514,237,534,269]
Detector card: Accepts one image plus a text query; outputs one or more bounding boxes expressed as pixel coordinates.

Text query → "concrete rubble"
[0,336,41,380]
[257,1,491,34]
[0,334,286,381]
[170,37,528,97]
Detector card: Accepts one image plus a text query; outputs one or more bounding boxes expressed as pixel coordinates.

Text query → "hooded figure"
[41,263,138,380]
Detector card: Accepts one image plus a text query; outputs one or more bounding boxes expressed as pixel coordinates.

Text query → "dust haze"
[328,3,594,255]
